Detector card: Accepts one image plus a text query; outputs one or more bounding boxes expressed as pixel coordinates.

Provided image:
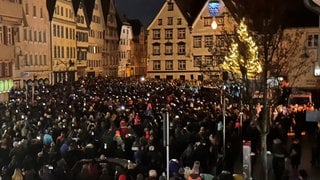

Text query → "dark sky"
[115,0,165,26]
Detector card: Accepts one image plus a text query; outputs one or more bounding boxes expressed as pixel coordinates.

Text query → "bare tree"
[221,0,314,179]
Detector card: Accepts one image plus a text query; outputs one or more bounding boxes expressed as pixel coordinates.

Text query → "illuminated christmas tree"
[221,18,262,79]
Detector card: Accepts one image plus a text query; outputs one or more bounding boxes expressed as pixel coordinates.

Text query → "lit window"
[153,60,161,70]
[205,35,213,47]
[178,28,185,39]
[178,60,186,70]
[204,17,212,27]
[165,43,173,55]
[152,43,160,55]
[193,36,202,48]
[177,18,182,25]
[178,42,185,55]
[165,29,173,39]
[167,17,173,25]
[165,60,173,70]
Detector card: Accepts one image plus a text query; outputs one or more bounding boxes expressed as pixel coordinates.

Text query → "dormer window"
[168,2,173,11]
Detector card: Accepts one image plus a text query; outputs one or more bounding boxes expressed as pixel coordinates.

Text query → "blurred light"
[211,20,218,30]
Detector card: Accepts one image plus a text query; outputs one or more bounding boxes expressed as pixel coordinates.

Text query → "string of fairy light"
[221,18,262,78]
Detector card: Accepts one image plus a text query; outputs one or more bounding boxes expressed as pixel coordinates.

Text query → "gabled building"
[48,0,77,83]
[118,21,132,78]
[101,0,119,77]
[147,0,208,80]
[118,18,147,78]
[16,0,51,91]
[85,0,104,77]
[190,0,236,81]
[0,0,23,101]
[74,0,90,78]
[128,19,147,78]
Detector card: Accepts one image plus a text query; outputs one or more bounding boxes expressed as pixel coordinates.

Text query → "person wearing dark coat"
[289,138,302,170]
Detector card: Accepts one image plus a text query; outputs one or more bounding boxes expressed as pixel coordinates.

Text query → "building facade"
[0,0,23,101]
[118,21,132,78]
[50,0,77,83]
[16,0,51,93]
[102,0,119,77]
[75,0,89,79]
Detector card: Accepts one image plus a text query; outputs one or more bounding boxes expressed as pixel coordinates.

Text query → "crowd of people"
[0,76,314,180]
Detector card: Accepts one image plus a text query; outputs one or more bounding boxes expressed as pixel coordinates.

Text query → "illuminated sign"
[208,0,221,17]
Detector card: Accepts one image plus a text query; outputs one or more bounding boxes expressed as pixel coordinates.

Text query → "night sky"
[115,0,166,26]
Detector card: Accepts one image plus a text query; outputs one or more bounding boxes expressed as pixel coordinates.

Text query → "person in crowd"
[289,138,302,170]
[271,138,288,180]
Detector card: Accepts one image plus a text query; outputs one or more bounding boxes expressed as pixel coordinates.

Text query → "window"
[61,7,63,16]
[168,2,173,11]
[178,60,186,70]
[33,5,36,17]
[158,19,162,25]
[153,43,160,55]
[57,25,60,37]
[57,46,60,58]
[25,3,29,15]
[165,29,173,39]
[34,31,37,41]
[66,28,68,39]
[38,32,42,42]
[44,55,47,65]
[216,16,224,26]
[153,29,160,39]
[205,35,213,47]
[23,28,27,41]
[167,17,173,25]
[216,35,226,47]
[204,17,212,26]
[165,60,173,70]
[53,25,56,37]
[177,28,185,39]
[5,27,12,45]
[43,31,46,42]
[40,7,43,18]
[0,27,3,44]
[205,56,213,66]
[194,56,202,67]
[61,47,64,58]
[307,34,318,48]
[24,54,28,66]
[165,43,173,55]
[35,55,38,65]
[178,42,185,55]
[54,46,57,58]
[39,55,43,65]
[153,60,161,70]
[29,30,32,41]
[61,26,64,38]
[177,18,182,25]
[29,54,33,65]
[193,36,202,48]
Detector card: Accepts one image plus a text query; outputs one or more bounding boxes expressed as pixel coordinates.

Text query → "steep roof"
[83,0,95,25]
[101,0,110,24]
[127,19,143,37]
[175,0,208,26]
[46,0,57,21]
